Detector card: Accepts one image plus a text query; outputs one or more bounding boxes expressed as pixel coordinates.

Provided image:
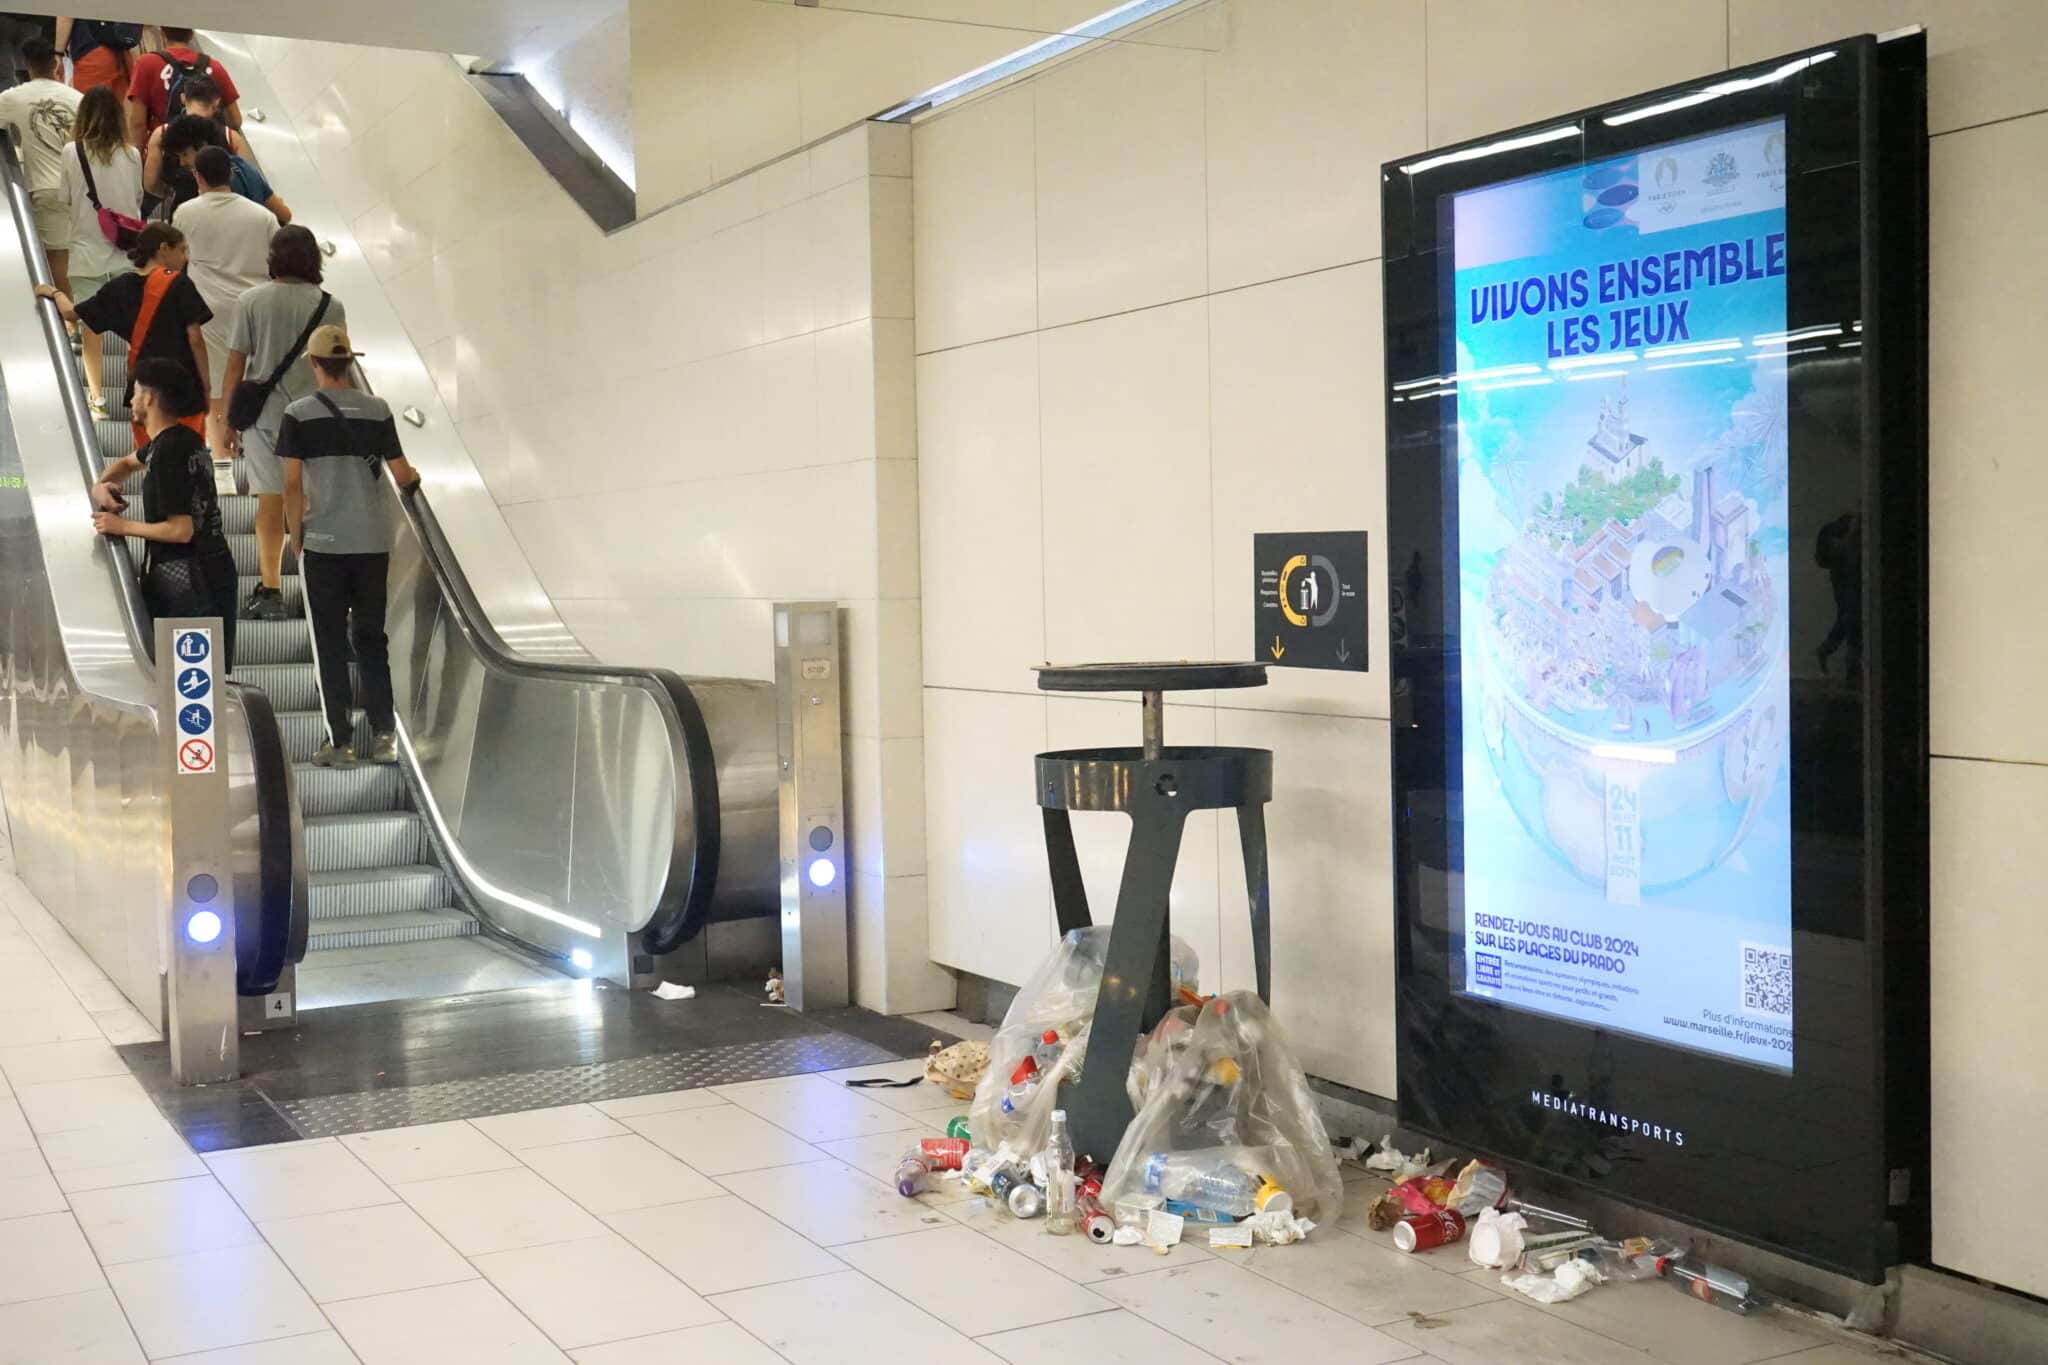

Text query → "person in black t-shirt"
[89,357,238,669]
[37,222,211,453]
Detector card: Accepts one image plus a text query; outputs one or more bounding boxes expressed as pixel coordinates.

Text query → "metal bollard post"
[774,603,847,1010]
[159,618,238,1085]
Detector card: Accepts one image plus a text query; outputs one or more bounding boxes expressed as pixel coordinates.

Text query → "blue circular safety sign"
[174,631,210,663]
[177,667,211,700]
[177,703,212,736]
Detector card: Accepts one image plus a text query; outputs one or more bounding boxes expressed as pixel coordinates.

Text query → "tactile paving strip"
[279,1032,902,1137]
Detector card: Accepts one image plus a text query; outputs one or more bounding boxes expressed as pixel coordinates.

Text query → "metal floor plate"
[279,1031,901,1137]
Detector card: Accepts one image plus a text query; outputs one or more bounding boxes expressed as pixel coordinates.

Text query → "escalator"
[0,135,782,1024]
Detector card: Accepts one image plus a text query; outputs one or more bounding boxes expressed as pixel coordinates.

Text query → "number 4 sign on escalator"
[172,628,216,775]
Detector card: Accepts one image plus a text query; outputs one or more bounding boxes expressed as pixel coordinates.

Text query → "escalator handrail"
[1,137,306,992]
[378,465,722,954]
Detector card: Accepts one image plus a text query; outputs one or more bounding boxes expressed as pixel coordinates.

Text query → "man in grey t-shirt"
[278,324,421,767]
[223,224,343,620]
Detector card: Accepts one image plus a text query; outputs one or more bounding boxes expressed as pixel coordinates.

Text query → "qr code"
[1740,942,1792,1018]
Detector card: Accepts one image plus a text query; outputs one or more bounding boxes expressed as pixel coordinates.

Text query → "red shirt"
[127,48,240,134]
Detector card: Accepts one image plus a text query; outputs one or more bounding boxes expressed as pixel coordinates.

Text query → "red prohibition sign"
[179,738,214,772]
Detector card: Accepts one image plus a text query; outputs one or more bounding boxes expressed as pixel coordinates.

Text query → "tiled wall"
[909,0,2048,1301]
[232,32,952,1015]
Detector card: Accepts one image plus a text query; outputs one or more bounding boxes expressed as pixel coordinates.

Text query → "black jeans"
[303,550,394,749]
[143,549,238,674]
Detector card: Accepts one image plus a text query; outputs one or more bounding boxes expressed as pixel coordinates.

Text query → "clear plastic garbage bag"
[968,926,1197,1165]
[1098,991,1343,1225]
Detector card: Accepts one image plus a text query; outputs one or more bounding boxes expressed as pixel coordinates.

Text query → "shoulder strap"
[76,142,101,210]
[257,292,329,392]
[312,392,368,462]
[130,268,176,356]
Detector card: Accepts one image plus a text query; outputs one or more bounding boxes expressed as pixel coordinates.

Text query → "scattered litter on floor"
[651,982,696,1001]
[763,969,784,1004]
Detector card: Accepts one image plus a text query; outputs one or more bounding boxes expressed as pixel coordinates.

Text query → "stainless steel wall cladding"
[0,145,302,1024]
[375,458,780,980]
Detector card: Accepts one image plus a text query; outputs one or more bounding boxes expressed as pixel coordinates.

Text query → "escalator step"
[234,663,321,710]
[306,811,424,872]
[278,708,380,763]
[294,761,405,817]
[306,908,478,952]
[310,864,448,920]
[238,576,305,612]
[235,618,311,666]
[227,532,297,580]
[222,495,256,535]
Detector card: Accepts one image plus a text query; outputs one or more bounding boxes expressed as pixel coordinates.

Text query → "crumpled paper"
[1468,1208,1528,1270]
[1246,1211,1318,1245]
[1363,1134,1432,1179]
[1502,1256,1604,1303]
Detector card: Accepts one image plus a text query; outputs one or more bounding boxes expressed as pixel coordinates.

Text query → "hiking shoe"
[369,732,400,765]
[311,740,356,768]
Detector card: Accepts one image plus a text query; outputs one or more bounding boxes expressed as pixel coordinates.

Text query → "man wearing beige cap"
[276,325,421,767]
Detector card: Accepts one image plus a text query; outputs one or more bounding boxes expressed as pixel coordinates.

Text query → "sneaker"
[88,394,109,420]
[241,586,288,621]
[369,733,399,765]
[311,740,356,768]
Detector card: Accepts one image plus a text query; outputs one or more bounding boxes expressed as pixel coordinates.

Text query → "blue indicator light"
[807,858,837,889]
[185,910,223,945]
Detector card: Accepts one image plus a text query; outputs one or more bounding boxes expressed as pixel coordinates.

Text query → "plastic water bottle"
[998,1056,1040,1115]
[1032,1028,1065,1071]
[1141,1153,1259,1217]
[1044,1110,1077,1236]
[894,1152,932,1198]
[1655,1254,1764,1314]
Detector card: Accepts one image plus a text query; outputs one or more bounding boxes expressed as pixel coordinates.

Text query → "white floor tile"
[39,1118,206,1192]
[939,1189,1215,1282]
[0,1003,102,1047]
[591,1089,730,1121]
[341,1120,521,1185]
[811,1125,951,1191]
[91,1007,160,1046]
[397,1166,607,1256]
[622,1104,827,1175]
[569,1322,784,1364]
[604,1195,843,1295]
[0,1038,127,1087]
[261,1202,478,1303]
[205,1140,397,1222]
[69,1175,259,1265]
[711,1269,1004,1365]
[980,1307,1225,1364]
[153,1330,361,1363]
[1537,1277,1833,1365]
[717,1156,956,1246]
[107,1241,327,1358]
[0,1210,106,1305]
[326,1279,569,1364]
[0,1287,145,1363]
[1238,1227,1502,1326]
[816,1061,967,1116]
[469,1105,626,1152]
[15,1075,161,1136]
[0,1095,32,1152]
[1093,1261,1418,1365]
[0,1147,66,1218]
[837,1225,1110,1336]
[713,1074,928,1144]
[518,1134,723,1214]
[472,1233,722,1349]
[1381,1296,1664,1365]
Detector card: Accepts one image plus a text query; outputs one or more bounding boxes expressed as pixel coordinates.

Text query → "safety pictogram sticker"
[179,738,214,773]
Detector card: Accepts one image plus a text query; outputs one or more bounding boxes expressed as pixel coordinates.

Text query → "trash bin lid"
[1034,661,1269,693]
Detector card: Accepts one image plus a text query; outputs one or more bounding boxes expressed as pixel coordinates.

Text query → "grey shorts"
[241,422,284,495]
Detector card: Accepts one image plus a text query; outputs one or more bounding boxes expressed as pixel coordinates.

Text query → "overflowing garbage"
[887,929,1768,1314]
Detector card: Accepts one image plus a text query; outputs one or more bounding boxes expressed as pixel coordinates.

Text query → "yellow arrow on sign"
[1270,636,1286,660]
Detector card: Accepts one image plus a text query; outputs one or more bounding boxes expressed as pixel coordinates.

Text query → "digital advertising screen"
[1449,121,1795,1071]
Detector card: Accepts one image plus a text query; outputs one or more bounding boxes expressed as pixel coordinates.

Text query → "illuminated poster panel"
[1451,121,1794,1070]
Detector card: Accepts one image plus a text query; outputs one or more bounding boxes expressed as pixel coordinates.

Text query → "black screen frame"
[1381,33,1928,1282]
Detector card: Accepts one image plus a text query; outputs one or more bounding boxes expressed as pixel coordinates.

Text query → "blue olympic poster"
[1450,119,1795,1070]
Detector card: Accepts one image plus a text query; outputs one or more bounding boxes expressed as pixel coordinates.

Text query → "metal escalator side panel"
[0,136,305,1006]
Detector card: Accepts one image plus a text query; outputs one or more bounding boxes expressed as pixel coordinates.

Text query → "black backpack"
[163,51,212,112]
[68,20,140,59]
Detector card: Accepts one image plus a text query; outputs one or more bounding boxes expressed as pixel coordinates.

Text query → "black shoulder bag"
[228,292,331,432]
